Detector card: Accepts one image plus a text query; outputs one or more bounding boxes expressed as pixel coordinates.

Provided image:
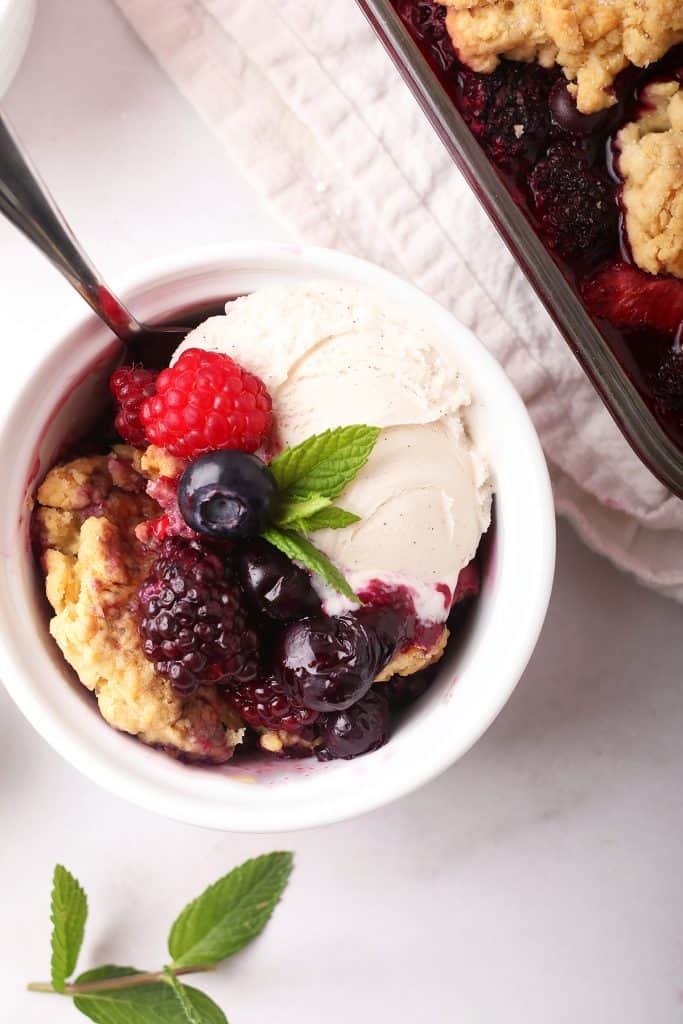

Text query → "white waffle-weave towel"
[114,0,683,602]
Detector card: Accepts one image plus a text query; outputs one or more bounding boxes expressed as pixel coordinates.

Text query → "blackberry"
[317,689,391,761]
[654,346,683,415]
[458,60,559,168]
[228,675,318,734]
[396,0,456,72]
[138,537,259,696]
[529,143,617,257]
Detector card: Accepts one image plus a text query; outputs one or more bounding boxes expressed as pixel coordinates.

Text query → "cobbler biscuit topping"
[36,450,244,762]
[442,0,683,112]
[618,81,683,280]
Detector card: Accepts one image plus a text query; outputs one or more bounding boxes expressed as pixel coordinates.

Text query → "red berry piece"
[581,262,683,338]
[317,689,391,761]
[140,348,272,460]
[529,143,617,257]
[110,366,158,447]
[138,537,259,696]
[227,676,319,734]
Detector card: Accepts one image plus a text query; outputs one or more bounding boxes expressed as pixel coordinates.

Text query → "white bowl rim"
[0,241,556,831]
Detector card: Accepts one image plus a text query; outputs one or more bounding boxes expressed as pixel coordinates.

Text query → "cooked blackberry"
[459,60,559,168]
[654,347,683,415]
[227,675,319,734]
[529,143,617,257]
[138,537,258,696]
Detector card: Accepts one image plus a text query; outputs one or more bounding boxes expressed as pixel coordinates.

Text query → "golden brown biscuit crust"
[443,0,683,113]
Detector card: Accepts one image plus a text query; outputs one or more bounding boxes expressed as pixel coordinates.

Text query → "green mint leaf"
[269,425,380,501]
[50,864,88,992]
[274,493,331,528]
[168,852,293,969]
[263,528,359,602]
[164,968,227,1024]
[299,506,360,532]
[74,966,226,1024]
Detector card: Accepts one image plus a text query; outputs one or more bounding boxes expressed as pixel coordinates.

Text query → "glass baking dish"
[355,0,683,497]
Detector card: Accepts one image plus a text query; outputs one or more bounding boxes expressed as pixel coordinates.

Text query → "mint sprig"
[265,425,380,600]
[28,852,293,1022]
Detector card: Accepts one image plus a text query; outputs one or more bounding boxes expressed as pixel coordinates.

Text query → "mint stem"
[27,963,215,995]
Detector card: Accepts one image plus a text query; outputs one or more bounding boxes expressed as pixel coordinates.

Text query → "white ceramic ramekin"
[0,244,555,831]
[0,0,35,97]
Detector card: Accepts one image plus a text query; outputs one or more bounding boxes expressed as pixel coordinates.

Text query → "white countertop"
[1,2,682,1022]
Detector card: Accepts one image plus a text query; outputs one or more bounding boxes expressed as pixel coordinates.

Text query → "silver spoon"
[0,111,186,361]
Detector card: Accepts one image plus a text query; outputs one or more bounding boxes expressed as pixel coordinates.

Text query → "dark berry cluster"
[227,675,319,734]
[135,530,483,759]
[654,347,683,415]
[458,60,560,169]
[138,538,258,696]
[528,143,616,258]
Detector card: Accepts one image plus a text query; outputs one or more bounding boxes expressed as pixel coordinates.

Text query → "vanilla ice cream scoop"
[175,282,492,619]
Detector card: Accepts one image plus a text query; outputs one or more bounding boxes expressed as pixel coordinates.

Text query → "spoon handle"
[0,111,140,341]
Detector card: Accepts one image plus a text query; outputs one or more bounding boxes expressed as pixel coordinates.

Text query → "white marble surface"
[1,2,682,1021]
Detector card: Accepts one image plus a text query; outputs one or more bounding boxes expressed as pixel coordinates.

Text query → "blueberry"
[276,615,383,711]
[316,689,391,760]
[353,604,405,670]
[549,79,613,136]
[237,540,321,621]
[178,451,277,540]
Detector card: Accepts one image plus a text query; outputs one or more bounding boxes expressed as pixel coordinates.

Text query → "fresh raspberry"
[581,262,683,337]
[458,60,559,169]
[140,348,273,459]
[227,676,319,734]
[529,143,617,257]
[138,537,259,696]
[654,346,683,415]
[110,366,158,447]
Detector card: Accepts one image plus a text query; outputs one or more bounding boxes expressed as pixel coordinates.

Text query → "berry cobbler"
[33,283,492,764]
[395,1,683,449]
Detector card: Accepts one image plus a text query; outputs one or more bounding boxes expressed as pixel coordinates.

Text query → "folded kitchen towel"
[114,0,683,602]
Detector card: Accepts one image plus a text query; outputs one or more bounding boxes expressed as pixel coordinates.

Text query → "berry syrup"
[393,1,683,451]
